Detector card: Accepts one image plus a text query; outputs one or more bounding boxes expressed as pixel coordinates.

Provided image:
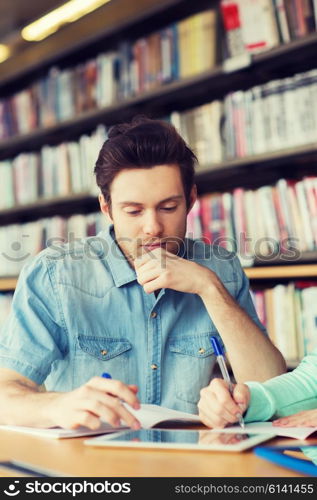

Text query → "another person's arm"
[197,349,317,428]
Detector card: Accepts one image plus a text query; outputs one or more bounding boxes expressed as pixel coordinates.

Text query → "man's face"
[99,164,196,266]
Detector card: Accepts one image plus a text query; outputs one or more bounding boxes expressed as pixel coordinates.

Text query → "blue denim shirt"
[0,225,266,414]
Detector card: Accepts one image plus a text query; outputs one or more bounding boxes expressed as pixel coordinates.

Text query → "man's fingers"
[86,377,140,409]
[128,384,139,393]
[78,393,141,429]
[136,268,160,286]
[143,277,164,294]
[67,410,103,430]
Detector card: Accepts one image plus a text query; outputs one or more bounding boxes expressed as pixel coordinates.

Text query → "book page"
[0,404,200,439]
[210,421,317,440]
[128,404,201,428]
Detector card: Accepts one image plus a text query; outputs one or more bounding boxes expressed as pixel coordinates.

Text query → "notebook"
[0,404,201,439]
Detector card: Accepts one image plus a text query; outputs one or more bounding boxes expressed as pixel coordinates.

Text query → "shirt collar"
[97,224,137,287]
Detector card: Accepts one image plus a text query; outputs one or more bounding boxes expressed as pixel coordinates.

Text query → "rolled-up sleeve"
[0,254,68,384]
[245,349,317,421]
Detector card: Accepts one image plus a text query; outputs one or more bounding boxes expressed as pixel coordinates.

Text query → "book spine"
[220,0,245,57]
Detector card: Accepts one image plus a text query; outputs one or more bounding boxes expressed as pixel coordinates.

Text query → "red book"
[199,194,212,244]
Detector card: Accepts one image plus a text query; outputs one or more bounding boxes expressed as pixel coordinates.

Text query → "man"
[0,117,286,430]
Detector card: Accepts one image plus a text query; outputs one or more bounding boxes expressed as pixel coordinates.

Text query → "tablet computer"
[84,429,275,452]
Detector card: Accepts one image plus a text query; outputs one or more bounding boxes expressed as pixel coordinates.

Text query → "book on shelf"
[273,0,291,43]
[301,285,317,354]
[221,0,280,57]
[220,1,246,58]
[0,214,109,278]
[252,281,317,363]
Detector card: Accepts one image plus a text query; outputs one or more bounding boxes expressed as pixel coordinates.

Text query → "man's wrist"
[196,270,222,299]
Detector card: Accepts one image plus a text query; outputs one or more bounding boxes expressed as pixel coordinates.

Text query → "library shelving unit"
[1,0,317,296]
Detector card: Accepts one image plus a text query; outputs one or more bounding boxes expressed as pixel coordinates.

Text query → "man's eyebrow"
[118,195,183,207]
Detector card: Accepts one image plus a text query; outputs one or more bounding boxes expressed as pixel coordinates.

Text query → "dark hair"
[94,116,197,208]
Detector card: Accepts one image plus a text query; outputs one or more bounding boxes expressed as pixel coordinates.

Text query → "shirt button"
[151,364,158,370]
[100,350,108,356]
[198,348,205,354]
[150,312,157,319]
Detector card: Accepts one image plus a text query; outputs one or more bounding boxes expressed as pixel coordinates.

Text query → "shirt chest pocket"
[169,334,221,410]
[73,335,132,386]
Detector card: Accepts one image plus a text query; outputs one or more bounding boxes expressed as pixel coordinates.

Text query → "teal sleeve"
[244,349,317,422]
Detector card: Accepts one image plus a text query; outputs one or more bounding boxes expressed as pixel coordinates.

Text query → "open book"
[0,404,201,439]
[1,405,315,440]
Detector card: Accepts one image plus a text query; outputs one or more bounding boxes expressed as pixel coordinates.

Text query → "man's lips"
[141,242,167,249]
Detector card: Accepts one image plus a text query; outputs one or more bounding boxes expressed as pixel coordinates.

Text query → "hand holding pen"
[209,336,245,429]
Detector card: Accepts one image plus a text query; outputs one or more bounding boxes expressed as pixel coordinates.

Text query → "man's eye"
[161,206,177,212]
[126,210,141,215]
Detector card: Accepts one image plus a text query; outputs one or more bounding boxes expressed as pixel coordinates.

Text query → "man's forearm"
[200,277,287,382]
[0,380,58,427]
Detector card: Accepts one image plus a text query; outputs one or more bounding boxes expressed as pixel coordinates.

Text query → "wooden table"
[0,430,316,477]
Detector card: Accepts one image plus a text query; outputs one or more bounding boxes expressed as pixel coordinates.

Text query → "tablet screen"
[85,429,275,451]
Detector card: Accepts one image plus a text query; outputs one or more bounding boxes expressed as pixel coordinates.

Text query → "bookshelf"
[1,0,317,351]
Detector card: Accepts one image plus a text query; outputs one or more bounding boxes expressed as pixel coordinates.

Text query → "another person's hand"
[45,376,141,430]
[199,429,244,446]
[273,409,317,428]
[198,378,250,428]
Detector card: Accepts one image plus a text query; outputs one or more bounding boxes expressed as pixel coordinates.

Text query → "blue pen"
[210,336,245,429]
[102,372,112,379]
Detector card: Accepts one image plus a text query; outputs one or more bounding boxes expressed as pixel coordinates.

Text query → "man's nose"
[142,212,163,236]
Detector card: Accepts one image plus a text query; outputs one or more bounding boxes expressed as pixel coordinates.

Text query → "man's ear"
[99,194,113,222]
[187,185,197,213]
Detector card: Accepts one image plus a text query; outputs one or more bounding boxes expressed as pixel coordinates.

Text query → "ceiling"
[0,0,65,40]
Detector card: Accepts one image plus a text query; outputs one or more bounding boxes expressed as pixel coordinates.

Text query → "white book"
[295,180,315,251]
[236,0,279,53]
[304,69,317,144]
[258,185,280,249]
[294,288,305,360]
[0,404,201,440]
[67,142,84,193]
[276,178,296,241]
[314,0,317,28]
[301,287,317,355]
[285,282,299,362]
[273,0,291,43]
[250,86,266,155]
[0,160,14,209]
[272,284,288,359]
[244,190,258,256]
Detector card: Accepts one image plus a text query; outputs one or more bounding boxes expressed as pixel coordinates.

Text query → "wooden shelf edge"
[245,264,317,280]
[0,192,97,218]
[2,264,317,291]
[0,278,18,291]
